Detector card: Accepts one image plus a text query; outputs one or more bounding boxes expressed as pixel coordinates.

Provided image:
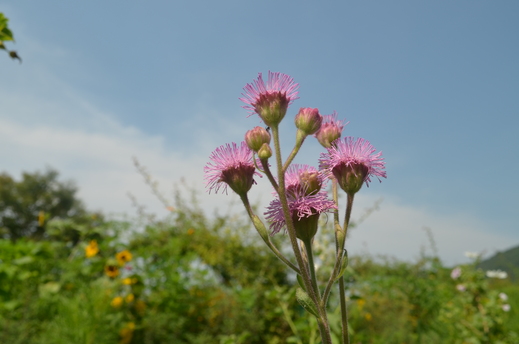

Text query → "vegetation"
[0,169,518,344]
[0,12,21,62]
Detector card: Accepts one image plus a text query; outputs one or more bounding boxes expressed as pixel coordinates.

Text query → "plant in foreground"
[204,71,386,344]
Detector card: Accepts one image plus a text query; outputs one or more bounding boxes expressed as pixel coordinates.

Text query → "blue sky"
[1,1,518,264]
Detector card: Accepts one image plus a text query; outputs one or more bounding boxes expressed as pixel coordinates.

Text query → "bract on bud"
[314,112,346,148]
[293,212,320,241]
[295,108,322,136]
[245,126,271,152]
[258,143,273,160]
[332,161,369,195]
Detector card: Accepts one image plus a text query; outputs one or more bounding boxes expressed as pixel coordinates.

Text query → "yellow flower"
[356,298,366,311]
[122,278,133,285]
[119,322,135,344]
[125,293,134,303]
[365,312,372,321]
[38,211,46,226]
[187,228,195,235]
[111,296,123,308]
[105,264,120,278]
[116,250,132,266]
[85,240,99,258]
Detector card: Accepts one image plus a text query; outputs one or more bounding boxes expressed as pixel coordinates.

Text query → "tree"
[0,12,21,62]
[0,168,88,241]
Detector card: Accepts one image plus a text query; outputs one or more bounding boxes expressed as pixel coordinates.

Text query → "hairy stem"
[271,125,332,344]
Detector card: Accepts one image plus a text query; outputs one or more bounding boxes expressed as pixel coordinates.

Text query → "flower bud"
[295,108,322,136]
[258,143,273,160]
[314,112,346,148]
[298,170,321,195]
[245,126,271,152]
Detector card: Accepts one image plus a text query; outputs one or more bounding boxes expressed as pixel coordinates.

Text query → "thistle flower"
[319,137,386,195]
[204,141,261,196]
[266,165,335,240]
[265,190,337,240]
[285,164,326,196]
[314,112,347,148]
[240,71,299,127]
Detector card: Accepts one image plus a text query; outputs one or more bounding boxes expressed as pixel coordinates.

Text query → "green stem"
[239,193,300,274]
[271,125,333,344]
[337,192,355,344]
[260,159,279,190]
[339,277,350,344]
[282,130,306,172]
[302,238,321,299]
[323,181,342,304]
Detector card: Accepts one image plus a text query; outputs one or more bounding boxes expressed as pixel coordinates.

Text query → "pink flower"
[284,164,326,196]
[239,71,299,127]
[204,141,260,196]
[265,165,336,239]
[319,137,386,194]
[456,284,466,292]
[314,112,347,148]
[451,267,462,280]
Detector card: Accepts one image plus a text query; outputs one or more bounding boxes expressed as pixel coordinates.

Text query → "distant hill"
[478,244,519,281]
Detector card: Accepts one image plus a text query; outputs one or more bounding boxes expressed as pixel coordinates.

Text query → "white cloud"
[345,194,516,265]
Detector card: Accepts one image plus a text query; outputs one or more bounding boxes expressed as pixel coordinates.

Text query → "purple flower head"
[204,141,261,196]
[285,164,327,196]
[314,112,347,148]
[265,189,337,240]
[319,137,386,195]
[239,71,299,127]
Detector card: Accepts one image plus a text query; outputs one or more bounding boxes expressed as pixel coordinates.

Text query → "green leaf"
[334,249,349,281]
[296,274,307,292]
[39,281,61,298]
[296,288,319,317]
[13,256,34,265]
[0,13,14,42]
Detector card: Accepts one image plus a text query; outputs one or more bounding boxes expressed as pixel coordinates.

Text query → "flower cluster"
[205,72,386,236]
[204,71,387,344]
